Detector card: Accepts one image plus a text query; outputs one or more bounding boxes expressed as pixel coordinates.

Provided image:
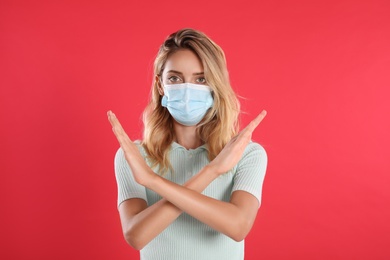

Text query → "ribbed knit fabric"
[114,141,267,260]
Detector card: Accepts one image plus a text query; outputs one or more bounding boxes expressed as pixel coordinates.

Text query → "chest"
[145,150,235,205]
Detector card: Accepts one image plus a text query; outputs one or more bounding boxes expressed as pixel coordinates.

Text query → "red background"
[1,0,389,259]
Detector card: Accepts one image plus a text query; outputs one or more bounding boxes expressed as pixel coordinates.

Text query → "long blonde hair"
[142,28,240,174]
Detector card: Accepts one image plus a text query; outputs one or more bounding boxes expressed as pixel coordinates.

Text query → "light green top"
[114,141,267,260]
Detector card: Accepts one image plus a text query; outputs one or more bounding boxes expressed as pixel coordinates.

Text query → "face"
[160,49,206,87]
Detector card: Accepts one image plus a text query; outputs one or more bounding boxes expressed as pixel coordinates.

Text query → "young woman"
[107,28,267,260]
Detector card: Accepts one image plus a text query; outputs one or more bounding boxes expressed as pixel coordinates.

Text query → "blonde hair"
[142,28,240,174]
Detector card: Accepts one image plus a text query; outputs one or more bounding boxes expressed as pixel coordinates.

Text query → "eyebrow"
[166,70,204,75]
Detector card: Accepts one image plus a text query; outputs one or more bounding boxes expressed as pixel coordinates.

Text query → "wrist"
[144,170,160,189]
[204,164,221,178]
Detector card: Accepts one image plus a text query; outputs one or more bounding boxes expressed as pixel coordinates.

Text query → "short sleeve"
[114,146,148,207]
[231,142,268,207]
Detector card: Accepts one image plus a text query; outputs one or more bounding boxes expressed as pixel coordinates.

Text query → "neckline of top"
[171,141,209,152]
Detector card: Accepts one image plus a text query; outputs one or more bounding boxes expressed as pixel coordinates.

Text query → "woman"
[108,28,267,260]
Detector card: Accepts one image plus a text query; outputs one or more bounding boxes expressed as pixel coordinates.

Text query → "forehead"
[163,49,203,74]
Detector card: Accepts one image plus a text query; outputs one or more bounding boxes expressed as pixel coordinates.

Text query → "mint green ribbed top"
[114,141,267,260]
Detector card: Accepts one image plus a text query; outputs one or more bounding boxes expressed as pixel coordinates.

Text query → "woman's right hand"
[107,110,155,186]
[207,110,267,175]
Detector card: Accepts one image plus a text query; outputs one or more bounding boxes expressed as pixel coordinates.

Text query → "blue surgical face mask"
[161,83,214,126]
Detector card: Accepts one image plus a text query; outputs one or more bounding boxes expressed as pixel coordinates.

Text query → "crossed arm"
[108,110,266,250]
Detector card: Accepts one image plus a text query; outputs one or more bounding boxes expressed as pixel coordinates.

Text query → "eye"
[196,77,206,84]
[168,75,182,83]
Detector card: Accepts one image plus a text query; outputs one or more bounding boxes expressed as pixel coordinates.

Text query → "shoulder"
[243,141,267,157]
[114,140,149,177]
[236,141,267,166]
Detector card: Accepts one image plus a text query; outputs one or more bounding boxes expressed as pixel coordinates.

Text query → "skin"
[158,49,209,149]
[107,49,267,250]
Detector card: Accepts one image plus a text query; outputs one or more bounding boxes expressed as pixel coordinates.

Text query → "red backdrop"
[1,0,389,259]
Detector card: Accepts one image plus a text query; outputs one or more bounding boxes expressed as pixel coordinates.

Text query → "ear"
[155,75,164,95]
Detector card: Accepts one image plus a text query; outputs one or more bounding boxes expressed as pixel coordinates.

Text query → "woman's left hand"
[107,110,154,186]
[207,110,267,175]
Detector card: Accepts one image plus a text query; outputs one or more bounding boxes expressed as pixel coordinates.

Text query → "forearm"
[124,165,219,249]
[147,166,251,241]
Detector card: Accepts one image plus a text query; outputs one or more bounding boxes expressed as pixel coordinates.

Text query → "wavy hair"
[142,28,240,174]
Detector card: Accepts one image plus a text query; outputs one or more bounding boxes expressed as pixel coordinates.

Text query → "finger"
[107,111,128,138]
[107,110,120,127]
[107,111,136,154]
[107,111,122,131]
[246,110,267,133]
